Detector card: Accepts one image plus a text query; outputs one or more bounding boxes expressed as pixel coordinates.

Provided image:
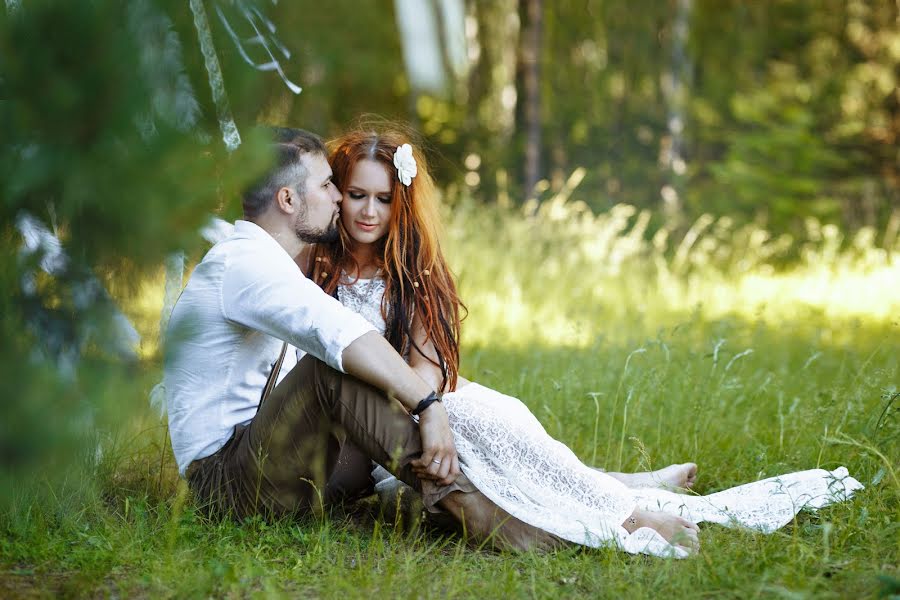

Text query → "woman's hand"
[341,333,460,485]
[412,402,461,486]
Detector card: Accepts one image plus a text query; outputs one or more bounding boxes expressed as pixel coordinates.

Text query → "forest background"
[256,0,900,233]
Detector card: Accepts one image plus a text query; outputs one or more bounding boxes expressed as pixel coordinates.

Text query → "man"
[164,129,554,550]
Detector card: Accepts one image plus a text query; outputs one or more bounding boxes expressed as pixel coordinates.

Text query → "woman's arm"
[409,312,470,392]
[341,331,460,485]
[408,312,445,391]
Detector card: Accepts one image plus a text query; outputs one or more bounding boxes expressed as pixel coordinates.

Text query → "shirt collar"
[232,220,294,260]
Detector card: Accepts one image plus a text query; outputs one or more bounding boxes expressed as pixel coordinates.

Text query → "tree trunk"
[662,0,692,225]
[521,0,542,199]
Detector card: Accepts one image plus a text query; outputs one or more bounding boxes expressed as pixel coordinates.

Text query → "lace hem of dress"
[442,383,864,558]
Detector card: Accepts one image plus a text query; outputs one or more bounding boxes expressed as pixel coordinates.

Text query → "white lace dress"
[337,277,864,558]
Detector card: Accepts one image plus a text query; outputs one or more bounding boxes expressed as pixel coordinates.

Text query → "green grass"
[2,201,898,598]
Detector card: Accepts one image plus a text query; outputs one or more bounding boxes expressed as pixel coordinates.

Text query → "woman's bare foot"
[622,509,700,554]
[605,463,698,491]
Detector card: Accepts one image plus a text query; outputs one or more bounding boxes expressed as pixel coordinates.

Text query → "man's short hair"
[242,128,327,219]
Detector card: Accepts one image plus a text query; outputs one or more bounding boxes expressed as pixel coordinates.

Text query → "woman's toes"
[683,463,698,488]
[674,527,700,552]
[679,517,700,532]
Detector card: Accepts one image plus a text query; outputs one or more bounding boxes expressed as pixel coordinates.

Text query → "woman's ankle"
[622,509,644,533]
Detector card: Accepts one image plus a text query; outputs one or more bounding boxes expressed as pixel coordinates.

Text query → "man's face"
[292,153,342,244]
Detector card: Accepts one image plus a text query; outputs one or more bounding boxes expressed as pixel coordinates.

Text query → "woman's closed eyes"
[349,190,391,203]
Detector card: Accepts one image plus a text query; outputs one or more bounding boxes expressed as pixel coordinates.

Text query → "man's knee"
[275,355,341,409]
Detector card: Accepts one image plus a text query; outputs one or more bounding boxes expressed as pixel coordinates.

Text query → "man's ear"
[274,186,296,214]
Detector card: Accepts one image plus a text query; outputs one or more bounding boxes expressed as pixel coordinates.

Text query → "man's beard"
[290,192,340,243]
[294,212,339,244]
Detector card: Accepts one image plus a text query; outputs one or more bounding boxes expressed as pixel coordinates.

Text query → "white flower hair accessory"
[393,143,417,186]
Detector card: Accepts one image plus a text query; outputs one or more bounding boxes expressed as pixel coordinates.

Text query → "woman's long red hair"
[309,128,465,391]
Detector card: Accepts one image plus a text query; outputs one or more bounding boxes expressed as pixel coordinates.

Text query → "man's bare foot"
[622,509,700,554]
[605,463,698,491]
[438,490,565,552]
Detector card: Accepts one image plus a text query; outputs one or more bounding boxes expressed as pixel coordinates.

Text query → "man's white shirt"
[164,220,376,475]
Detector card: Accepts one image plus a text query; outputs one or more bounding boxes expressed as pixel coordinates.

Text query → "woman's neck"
[348,242,381,278]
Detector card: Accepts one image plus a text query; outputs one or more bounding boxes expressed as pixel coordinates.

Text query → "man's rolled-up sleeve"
[220,247,376,372]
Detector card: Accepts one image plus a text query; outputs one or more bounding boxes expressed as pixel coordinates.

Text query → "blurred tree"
[537,0,671,211]
[231,0,899,234]
[520,0,543,199]
[0,0,269,506]
[241,0,407,144]
[461,0,520,200]
[689,0,899,231]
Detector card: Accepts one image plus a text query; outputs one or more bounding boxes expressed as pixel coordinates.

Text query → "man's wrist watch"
[412,391,442,416]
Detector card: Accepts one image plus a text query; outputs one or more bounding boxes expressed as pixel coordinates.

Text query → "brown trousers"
[186,355,472,519]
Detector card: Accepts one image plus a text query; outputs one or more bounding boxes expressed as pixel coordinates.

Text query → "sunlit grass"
[120,191,899,356]
[5,198,897,597]
[443,196,899,348]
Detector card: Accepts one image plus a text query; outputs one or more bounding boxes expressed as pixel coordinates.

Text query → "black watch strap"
[412,391,442,416]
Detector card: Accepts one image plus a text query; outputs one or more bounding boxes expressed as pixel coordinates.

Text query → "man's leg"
[322,439,376,505]
[195,355,464,518]
[189,355,562,550]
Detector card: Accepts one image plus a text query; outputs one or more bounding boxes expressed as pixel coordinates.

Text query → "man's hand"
[411,402,460,486]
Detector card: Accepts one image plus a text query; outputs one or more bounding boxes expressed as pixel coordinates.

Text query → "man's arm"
[222,245,460,485]
[341,331,461,485]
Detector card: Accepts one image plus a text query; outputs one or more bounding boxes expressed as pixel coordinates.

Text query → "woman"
[307,126,862,558]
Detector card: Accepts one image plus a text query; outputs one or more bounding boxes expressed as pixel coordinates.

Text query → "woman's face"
[340,158,393,247]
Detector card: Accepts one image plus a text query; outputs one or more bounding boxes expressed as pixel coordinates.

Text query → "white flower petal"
[393,144,417,186]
